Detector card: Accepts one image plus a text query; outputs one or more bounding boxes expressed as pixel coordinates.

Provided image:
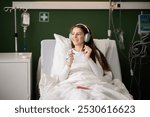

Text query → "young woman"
[40,23,133,100]
[66,23,111,78]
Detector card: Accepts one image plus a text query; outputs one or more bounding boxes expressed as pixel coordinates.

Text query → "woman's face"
[71,27,85,46]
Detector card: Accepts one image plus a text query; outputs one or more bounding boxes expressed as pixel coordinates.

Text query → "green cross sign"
[39,12,49,22]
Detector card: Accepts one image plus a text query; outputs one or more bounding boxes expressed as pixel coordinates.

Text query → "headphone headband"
[76,23,90,33]
[69,23,91,42]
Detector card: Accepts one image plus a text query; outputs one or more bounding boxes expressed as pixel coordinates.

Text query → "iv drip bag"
[21,12,30,32]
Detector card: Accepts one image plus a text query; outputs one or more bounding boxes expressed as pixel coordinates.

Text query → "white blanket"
[39,62,133,100]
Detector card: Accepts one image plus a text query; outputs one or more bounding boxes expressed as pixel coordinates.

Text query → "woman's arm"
[83,45,112,81]
[87,58,103,77]
[58,49,74,81]
[83,45,103,77]
[88,58,112,82]
[58,64,70,81]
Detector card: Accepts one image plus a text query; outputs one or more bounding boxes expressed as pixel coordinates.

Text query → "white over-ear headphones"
[69,23,91,42]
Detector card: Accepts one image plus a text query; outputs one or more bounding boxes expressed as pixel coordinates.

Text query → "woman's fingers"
[66,49,74,67]
[83,45,92,53]
[83,45,92,58]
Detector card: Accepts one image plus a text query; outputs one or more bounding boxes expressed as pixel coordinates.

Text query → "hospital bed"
[37,35,133,99]
[37,36,122,98]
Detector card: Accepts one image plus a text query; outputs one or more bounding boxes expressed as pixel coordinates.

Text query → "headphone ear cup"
[69,33,72,39]
[84,33,91,42]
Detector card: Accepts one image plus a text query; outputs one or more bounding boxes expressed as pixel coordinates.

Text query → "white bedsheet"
[39,61,132,100]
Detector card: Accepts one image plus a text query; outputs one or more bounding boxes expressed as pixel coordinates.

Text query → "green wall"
[1,0,150,99]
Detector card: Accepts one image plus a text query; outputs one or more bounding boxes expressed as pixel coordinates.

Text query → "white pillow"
[50,33,71,77]
[94,39,109,56]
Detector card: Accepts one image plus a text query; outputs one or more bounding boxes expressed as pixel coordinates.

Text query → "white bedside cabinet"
[0,53,32,100]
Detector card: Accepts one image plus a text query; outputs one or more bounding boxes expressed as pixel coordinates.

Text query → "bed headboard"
[40,39,122,80]
[41,40,56,76]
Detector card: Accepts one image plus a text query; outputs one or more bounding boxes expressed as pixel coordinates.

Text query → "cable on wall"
[128,19,150,99]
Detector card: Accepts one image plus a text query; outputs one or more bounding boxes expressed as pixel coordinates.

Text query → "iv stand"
[4,7,18,52]
[14,8,18,52]
[108,0,112,39]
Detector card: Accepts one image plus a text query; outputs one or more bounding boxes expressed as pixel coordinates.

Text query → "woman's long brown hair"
[70,24,111,72]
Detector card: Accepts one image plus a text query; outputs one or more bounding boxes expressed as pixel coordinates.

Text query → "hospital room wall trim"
[12,1,150,10]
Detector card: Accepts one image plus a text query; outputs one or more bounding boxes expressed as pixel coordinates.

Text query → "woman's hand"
[66,49,74,67]
[83,45,92,59]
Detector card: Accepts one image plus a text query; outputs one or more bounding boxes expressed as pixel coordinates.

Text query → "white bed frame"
[37,39,122,86]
